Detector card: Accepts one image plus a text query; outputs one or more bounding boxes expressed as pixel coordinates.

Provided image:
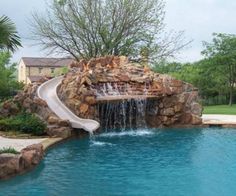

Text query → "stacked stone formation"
[58,56,202,127]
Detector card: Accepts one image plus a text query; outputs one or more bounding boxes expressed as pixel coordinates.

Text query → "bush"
[0,113,46,136]
[0,147,19,154]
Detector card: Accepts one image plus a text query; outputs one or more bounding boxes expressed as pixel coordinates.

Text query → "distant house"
[18,57,73,84]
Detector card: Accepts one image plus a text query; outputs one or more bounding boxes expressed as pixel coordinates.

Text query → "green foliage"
[0,16,22,100]
[0,147,19,154]
[154,61,206,90]
[52,66,69,77]
[202,33,236,105]
[0,15,22,52]
[154,33,236,106]
[0,52,23,100]
[153,60,231,105]
[0,113,46,136]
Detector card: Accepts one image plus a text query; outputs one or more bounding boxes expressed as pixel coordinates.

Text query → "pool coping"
[0,136,66,181]
[40,137,64,151]
[202,114,236,128]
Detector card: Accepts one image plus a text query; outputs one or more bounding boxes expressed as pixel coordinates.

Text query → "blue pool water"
[1,127,236,196]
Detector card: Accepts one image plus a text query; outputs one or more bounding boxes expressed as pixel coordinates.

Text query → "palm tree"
[0,15,22,52]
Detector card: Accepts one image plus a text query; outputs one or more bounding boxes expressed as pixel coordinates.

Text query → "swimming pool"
[1,127,236,196]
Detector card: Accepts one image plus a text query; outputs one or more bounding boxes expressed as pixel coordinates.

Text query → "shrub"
[0,147,19,154]
[0,113,46,136]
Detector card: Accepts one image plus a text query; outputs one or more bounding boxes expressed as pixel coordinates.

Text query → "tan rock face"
[0,144,44,180]
[0,154,21,179]
[47,126,72,138]
[48,116,59,124]
[58,120,70,127]
[57,55,202,128]
[21,144,44,166]
[0,101,19,117]
[79,103,89,114]
[85,96,96,105]
[161,108,175,116]
[191,115,202,125]
[191,102,202,116]
[174,103,183,113]
[33,97,48,107]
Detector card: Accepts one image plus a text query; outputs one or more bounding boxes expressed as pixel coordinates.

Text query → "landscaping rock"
[0,77,73,138]
[191,103,202,116]
[79,103,89,114]
[161,108,175,116]
[85,96,96,105]
[47,126,72,138]
[57,55,202,128]
[191,115,202,125]
[21,144,44,166]
[0,154,21,179]
[47,116,59,124]
[0,144,44,180]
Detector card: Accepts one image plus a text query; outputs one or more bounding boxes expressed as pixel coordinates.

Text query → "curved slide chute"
[37,76,100,133]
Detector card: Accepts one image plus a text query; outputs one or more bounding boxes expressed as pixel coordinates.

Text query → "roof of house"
[21,57,74,67]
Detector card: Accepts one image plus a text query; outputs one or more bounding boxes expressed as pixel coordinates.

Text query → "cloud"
[0,0,46,63]
[165,0,236,62]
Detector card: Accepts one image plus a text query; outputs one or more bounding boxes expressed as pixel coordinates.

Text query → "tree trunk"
[229,85,233,106]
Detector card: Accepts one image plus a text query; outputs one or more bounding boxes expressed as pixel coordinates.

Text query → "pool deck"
[202,114,236,127]
[0,136,48,152]
[0,136,64,152]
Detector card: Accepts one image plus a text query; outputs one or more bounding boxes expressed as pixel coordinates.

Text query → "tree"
[30,0,188,62]
[0,52,23,100]
[153,59,229,105]
[202,33,236,106]
[0,16,22,101]
[0,15,22,52]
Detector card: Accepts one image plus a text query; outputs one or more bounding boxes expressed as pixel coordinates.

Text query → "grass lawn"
[203,104,236,115]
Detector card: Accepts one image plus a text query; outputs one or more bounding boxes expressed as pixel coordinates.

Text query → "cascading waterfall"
[97,98,148,131]
[134,98,147,128]
[95,82,130,97]
[95,82,154,131]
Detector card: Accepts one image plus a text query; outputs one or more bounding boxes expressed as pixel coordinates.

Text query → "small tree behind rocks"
[30,0,188,63]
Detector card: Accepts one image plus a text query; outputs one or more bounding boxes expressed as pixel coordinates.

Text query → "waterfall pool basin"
[1,127,236,196]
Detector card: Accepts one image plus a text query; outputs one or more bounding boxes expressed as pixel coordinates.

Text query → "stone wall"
[58,56,202,129]
[0,144,43,180]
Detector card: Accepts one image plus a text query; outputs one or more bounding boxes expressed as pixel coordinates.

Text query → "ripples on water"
[1,127,236,196]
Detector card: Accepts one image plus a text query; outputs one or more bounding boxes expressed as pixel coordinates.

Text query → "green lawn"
[203,104,236,115]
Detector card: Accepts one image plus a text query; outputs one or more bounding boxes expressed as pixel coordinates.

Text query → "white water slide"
[37,76,100,133]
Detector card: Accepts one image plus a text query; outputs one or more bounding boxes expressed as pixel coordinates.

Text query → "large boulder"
[0,144,44,180]
[21,144,44,167]
[0,154,21,179]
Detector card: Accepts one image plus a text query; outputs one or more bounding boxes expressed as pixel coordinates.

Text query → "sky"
[1,0,236,63]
